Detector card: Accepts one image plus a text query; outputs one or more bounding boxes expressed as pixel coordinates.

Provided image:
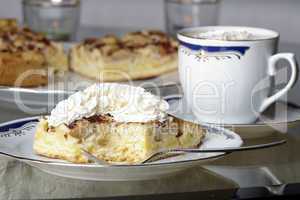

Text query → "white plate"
[166,97,300,138]
[0,117,242,181]
[0,71,179,112]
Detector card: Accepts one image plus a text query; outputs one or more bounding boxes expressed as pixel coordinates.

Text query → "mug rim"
[177,26,280,42]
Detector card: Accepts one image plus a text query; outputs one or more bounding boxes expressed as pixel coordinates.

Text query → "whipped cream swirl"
[48,83,169,127]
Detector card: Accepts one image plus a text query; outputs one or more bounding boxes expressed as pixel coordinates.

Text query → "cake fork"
[81,139,286,165]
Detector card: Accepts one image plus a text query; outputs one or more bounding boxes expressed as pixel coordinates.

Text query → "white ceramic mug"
[177,26,299,124]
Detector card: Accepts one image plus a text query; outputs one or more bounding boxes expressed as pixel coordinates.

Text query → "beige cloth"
[0,156,235,200]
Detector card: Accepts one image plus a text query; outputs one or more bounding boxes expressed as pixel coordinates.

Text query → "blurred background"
[14,0,300,104]
[0,0,299,106]
[0,0,299,44]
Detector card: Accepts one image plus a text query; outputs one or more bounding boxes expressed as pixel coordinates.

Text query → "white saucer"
[166,97,300,138]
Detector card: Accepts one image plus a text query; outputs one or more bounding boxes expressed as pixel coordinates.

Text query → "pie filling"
[34,115,205,164]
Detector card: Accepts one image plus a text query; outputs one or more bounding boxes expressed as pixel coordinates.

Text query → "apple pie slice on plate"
[70,30,178,82]
[33,83,205,164]
[0,84,243,180]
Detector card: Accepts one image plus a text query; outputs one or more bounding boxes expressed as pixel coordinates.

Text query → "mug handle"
[259,53,299,112]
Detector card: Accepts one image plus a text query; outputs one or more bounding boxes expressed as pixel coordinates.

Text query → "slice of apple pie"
[34,84,205,164]
[0,19,68,87]
[70,30,178,82]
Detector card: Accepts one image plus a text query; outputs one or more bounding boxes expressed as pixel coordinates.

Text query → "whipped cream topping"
[197,30,254,41]
[48,83,169,127]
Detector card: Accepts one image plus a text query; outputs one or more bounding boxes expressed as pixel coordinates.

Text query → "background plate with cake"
[0,19,180,113]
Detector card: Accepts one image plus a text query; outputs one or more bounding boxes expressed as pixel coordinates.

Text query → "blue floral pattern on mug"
[179,40,250,62]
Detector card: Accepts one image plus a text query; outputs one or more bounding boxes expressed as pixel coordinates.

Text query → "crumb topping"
[0,25,54,53]
[81,30,178,57]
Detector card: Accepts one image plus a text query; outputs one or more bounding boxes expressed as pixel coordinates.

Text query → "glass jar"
[165,0,220,36]
[22,0,81,41]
